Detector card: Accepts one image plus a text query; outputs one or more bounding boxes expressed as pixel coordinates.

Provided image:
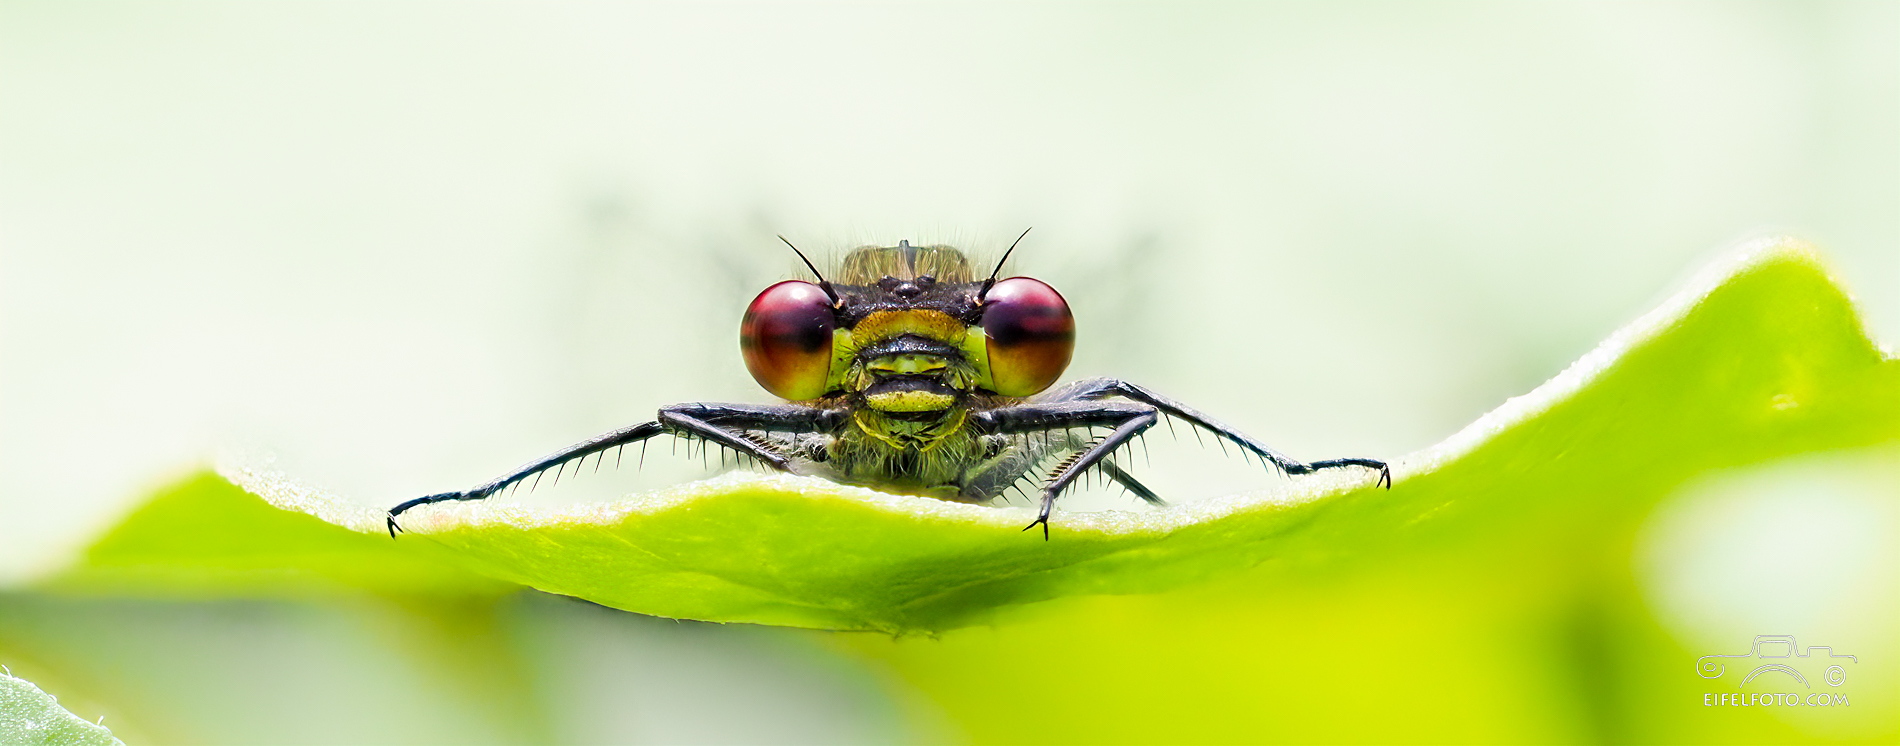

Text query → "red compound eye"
[981,277,1074,396]
[740,281,836,400]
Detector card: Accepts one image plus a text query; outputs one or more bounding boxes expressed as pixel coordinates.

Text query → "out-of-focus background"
[1,2,1894,743]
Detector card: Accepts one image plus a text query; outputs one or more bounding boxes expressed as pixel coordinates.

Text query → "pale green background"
[1,1,1894,743]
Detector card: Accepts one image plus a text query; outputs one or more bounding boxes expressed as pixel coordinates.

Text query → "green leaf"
[0,670,122,746]
[54,471,510,600]
[45,238,1900,635]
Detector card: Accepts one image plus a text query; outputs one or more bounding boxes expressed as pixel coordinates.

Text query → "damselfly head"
[740,239,1075,407]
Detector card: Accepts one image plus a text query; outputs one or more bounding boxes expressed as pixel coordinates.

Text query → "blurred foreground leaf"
[0,670,122,746]
[42,239,1900,637]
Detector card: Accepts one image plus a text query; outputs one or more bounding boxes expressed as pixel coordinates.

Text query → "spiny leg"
[1098,459,1164,506]
[658,403,847,472]
[958,429,1090,504]
[974,401,1158,538]
[388,403,842,537]
[656,412,792,471]
[1309,458,1393,488]
[387,421,665,536]
[1037,377,1391,488]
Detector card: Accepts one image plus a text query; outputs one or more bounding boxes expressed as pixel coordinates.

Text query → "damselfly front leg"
[961,377,1391,539]
[957,423,1163,512]
[385,403,842,536]
[971,401,1158,538]
[1045,377,1392,488]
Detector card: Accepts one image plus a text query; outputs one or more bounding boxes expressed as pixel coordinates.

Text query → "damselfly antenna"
[778,235,840,305]
[978,227,1033,301]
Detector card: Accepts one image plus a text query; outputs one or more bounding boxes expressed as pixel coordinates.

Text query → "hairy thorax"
[825,385,1008,500]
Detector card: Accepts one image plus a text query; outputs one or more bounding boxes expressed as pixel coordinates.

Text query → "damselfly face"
[740,241,1076,404]
[390,236,1390,539]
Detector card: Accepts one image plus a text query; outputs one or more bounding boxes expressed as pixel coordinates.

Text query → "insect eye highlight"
[740,280,836,400]
[980,277,1074,396]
